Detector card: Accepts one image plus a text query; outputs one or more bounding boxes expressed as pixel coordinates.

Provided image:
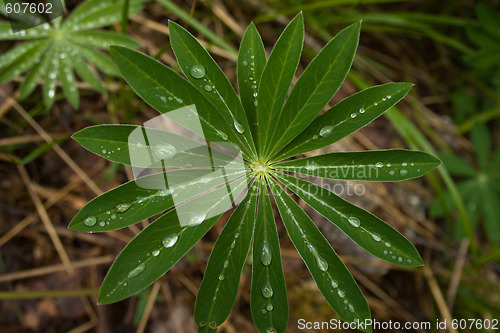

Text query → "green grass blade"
[274,149,440,181]
[257,12,304,156]
[98,177,249,304]
[251,179,288,333]
[194,182,258,331]
[169,21,257,157]
[237,23,267,146]
[269,179,371,330]
[266,21,361,159]
[273,82,412,161]
[109,46,244,150]
[275,173,423,267]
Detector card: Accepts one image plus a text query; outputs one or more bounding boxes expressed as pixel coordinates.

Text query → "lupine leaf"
[98,177,250,304]
[273,82,413,161]
[169,21,257,156]
[274,150,440,181]
[72,54,105,92]
[257,12,304,156]
[270,179,371,331]
[237,23,267,145]
[251,179,288,333]
[194,182,258,331]
[70,31,140,49]
[275,173,423,267]
[266,21,361,159]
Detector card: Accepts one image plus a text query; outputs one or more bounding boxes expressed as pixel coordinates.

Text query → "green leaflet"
[274,173,423,267]
[269,179,371,331]
[237,23,267,146]
[251,179,288,333]
[109,46,244,151]
[98,175,250,304]
[274,149,441,181]
[272,82,413,162]
[169,21,257,157]
[265,21,361,159]
[194,182,258,331]
[257,12,304,156]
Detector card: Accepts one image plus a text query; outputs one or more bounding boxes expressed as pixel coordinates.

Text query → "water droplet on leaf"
[348,216,361,228]
[262,282,273,298]
[234,119,245,134]
[84,216,97,227]
[153,143,177,160]
[162,233,178,248]
[116,202,133,213]
[128,263,145,278]
[260,241,272,266]
[189,64,206,79]
[319,125,334,138]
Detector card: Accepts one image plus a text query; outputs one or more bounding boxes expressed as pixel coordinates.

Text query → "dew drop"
[386,163,392,167]
[262,309,268,314]
[187,210,207,226]
[331,280,338,288]
[382,97,387,101]
[84,216,97,227]
[371,233,382,242]
[350,113,357,118]
[406,259,412,264]
[374,102,378,106]
[111,214,116,220]
[337,289,345,298]
[168,96,173,101]
[313,135,319,140]
[383,250,388,255]
[359,107,365,113]
[218,274,225,281]
[316,255,329,272]
[398,257,403,262]
[387,95,392,99]
[116,202,133,213]
[162,233,178,248]
[189,64,206,79]
[101,149,107,154]
[348,304,355,312]
[230,239,236,249]
[153,143,177,160]
[234,232,240,239]
[215,129,228,141]
[203,84,213,92]
[99,221,105,227]
[384,242,391,248]
[319,125,334,138]
[266,303,274,311]
[375,162,383,168]
[234,119,245,134]
[399,169,408,176]
[128,263,145,278]
[249,76,254,81]
[254,100,258,106]
[402,162,408,167]
[347,216,361,228]
[260,241,272,266]
[223,260,229,268]
[242,60,248,66]
[389,170,395,175]
[262,282,273,298]
[152,249,160,256]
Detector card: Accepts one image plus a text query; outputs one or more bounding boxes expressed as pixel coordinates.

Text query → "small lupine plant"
[70,13,440,332]
[0,0,144,108]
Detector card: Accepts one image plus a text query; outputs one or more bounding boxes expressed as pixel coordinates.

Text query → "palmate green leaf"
[0,40,44,68]
[0,22,52,40]
[19,42,54,99]
[269,179,371,330]
[69,41,119,76]
[257,12,304,156]
[194,182,258,331]
[274,173,423,267]
[98,176,250,304]
[43,43,60,109]
[251,179,288,333]
[109,46,243,150]
[237,23,267,145]
[274,150,440,181]
[169,22,257,157]
[273,82,413,162]
[265,21,361,159]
